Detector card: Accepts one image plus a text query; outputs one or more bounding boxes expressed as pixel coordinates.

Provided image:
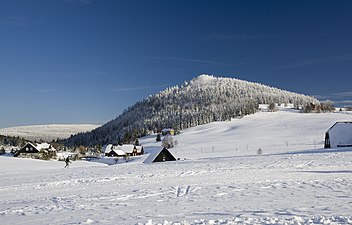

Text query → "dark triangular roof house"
[14,142,56,158]
[143,147,177,163]
[324,122,352,148]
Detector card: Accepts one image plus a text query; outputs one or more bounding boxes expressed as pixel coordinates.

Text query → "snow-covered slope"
[0,124,100,142]
[1,111,352,225]
[141,110,352,159]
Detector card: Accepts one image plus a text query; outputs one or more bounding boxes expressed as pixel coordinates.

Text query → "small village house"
[106,148,127,157]
[324,122,352,148]
[14,142,57,159]
[103,144,127,157]
[143,147,176,163]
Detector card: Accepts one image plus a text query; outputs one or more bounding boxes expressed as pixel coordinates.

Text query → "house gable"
[144,147,176,163]
[14,142,57,158]
[15,142,39,156]
[325,122,352,148]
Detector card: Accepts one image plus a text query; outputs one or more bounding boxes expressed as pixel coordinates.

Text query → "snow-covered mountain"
[0,124,100,142]
[64,74,319,147]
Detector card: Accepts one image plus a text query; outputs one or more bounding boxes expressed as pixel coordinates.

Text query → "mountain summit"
[64,75,318,146]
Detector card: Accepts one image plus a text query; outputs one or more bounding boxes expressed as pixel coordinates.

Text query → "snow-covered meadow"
[1,110,352,225]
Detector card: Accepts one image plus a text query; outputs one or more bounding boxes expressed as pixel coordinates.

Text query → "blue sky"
[1,0,352,128]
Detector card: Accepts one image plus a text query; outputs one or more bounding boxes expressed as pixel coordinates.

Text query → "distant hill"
[0,124,100,142]
[63,74,319,147]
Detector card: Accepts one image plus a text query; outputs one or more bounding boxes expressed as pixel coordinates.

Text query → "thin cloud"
[312,94,330,100]
[204,33,280,41]
[332,91,352,98]
[112,83,170,92]
[0,16,28,26]
[339,100,352,104]
[313,91,352,107]
[112,86,153,92]
[59,0,93,4]
[153,68,189,73]
[278,59,333,69]
[34,70,107,78]
[277,53,352,69]
[83,70,108,77]
[0,16,48,26]
[330,99,352,106]
[36,89,56,93]
[144,56,244,67]
[313,91,352,99]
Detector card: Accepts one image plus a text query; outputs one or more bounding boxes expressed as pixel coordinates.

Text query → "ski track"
[1,151,352,225]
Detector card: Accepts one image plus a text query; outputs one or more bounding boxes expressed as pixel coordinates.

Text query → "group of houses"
[13,141,147,160]
[102,143,177,163]
[14,142,57,159]
[9,123,352,162]
[12,140,177,164]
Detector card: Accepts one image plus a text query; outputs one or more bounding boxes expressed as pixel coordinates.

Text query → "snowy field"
[0,124,100,142]
[1,110,352,225]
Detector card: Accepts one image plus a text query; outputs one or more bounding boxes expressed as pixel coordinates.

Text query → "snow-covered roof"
[27,142,37,148]
[144,150,161,164]
[143,147,176,164]
[135,146,143,153]
[38,142,50,148]
[36,143,55,151]
[326,121,352,148]
[113,145,135,154]
[23,142,56,152]
[111,149,126,156]
[102,144,113,154]
[327,121,352,132]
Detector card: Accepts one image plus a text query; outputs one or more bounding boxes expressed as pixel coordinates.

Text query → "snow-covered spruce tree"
[134,139,140,146]
[0,147,5,155]
[62,75,319,147]
[268,102,277,112]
